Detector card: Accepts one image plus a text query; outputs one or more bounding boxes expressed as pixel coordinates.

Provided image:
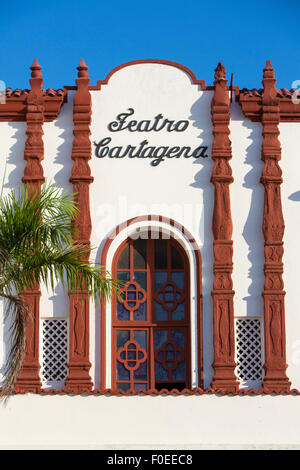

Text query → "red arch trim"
[89,59,207,90]
[99,215,203,390]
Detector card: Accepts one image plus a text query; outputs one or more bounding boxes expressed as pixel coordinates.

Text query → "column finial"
[30,58,42,79]
[77,58,89,78]
[214,62,227,83]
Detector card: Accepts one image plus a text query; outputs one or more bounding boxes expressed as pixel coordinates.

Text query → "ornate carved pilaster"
[15,59,45,393]
[261,61,290,392]
[65,59,94,393]
[210,62,239,392]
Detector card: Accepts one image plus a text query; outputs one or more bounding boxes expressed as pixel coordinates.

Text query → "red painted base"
[211,363,239,392]
[65,362,93,393]
[14,363,42,393]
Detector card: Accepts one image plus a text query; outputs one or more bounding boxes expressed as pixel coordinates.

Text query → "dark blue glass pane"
[133,302,147,321]
[166,351,174,360]
[171,272,184,289]
[120,351,126,360]
[117,330,130,349]
[155,272,168,290]
[154,330,168,350]
[117,361,130,380]
[134,330,147,349]
[116,382,130,391]
[171,330,185,349]
[117,271,130,282]
[134,360,147,380]
[134,272,147,290]
[172,302,185,321]
[171,246,184,269]
[127,361,136,368]
[154,239,167,269]
[166,361,174,368]
[127,350,136,360]
[127,291,137,300]
[117,245,130,269]
[117,302,130,320]
[176,350,183,360]
[172,361,186,381]
[133,239,147,268]
[155,361,168,380]
[134,383,148,391]
[154,301,168,321]
[165,292,174,301]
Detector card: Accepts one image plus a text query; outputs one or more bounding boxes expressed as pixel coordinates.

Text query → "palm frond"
[0,182,78,254]
[0,293,29,402]
[0,159,7,208]
[1,245,122,302]
[0,181,122,401]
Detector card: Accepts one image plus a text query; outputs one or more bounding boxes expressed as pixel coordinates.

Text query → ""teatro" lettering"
[108,108,189,133]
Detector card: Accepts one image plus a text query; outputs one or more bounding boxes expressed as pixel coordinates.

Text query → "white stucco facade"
[0,62,299,448]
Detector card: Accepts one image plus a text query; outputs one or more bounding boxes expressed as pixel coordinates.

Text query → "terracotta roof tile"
[5,87,64,98]
[240,87,300,99]
[43,88,65,97]
[240,88,263,97]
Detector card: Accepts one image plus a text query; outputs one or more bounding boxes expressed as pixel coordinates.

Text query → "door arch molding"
[99,215,203,390]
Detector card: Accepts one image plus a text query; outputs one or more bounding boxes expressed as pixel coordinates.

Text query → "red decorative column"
[210,63,239,392]
[65,59,94,393]
[15,59,45,393]
[261,61,290,392]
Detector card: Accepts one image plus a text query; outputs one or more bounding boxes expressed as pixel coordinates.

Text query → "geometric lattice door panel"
[41,319,68,389]
[235,318,263,390]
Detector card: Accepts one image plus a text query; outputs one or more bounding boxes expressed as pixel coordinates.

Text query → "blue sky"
[0,0,299,91]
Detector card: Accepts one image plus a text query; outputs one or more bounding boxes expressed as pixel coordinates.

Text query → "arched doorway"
[99,215,202,391]
[111,235,190,391]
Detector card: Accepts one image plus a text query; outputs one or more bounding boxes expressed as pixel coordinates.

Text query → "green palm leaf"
[0,182,121,400]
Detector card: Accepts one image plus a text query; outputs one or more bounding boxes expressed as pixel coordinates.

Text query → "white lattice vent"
[235,318,263,384]
[41,319,68,385]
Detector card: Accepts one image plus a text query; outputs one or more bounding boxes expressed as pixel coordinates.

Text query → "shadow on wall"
[94,241,107,389]
[0,124,27,372]
[6,123,26,190]
[52,92,74,193]
[189,89,215,389]
[231,101,265,317]
[0,299,15,386]
[47,283,70,319]
[288,191,300,201]
[46,91,75,318]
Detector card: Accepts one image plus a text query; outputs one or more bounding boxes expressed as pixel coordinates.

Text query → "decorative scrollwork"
[117,340,147,372]
[155,281,184,312]
[155,340,184,372]
[119,281,146,311]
